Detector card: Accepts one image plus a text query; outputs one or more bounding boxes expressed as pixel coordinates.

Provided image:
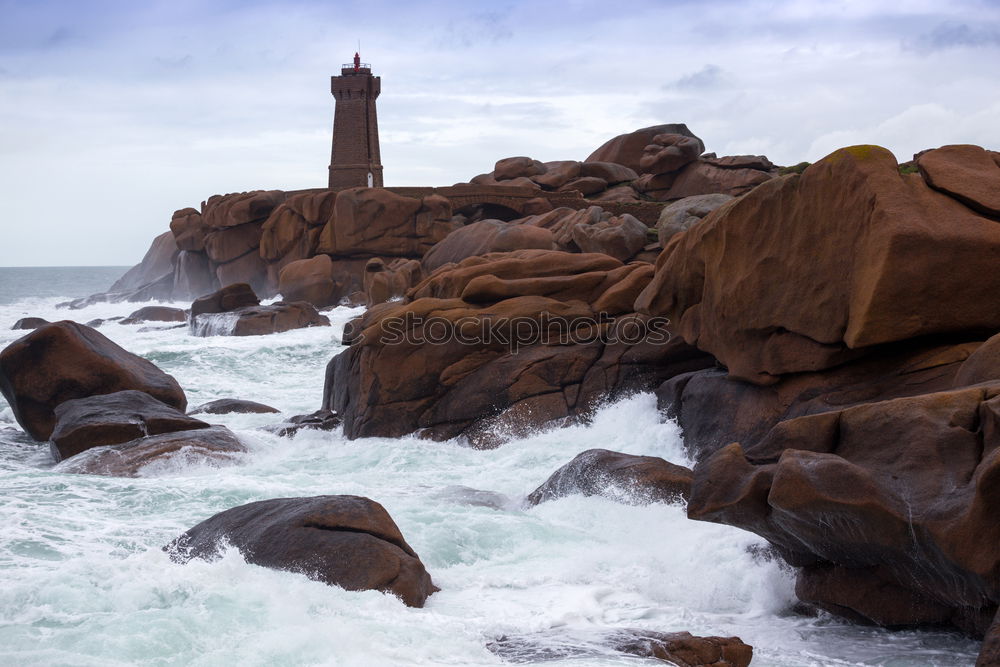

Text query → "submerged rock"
[121,306,187,325]
[55,425,246,477]
[0,321,186,440]
[10,317,49,330]
[527,449,692,506]
[50,390,210,461]
[189,398,279,415]
[165,495,437,607]
[487,628,752,666]
[267,409,342,437]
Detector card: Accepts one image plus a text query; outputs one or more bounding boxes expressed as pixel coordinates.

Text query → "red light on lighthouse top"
[353,52,361,72]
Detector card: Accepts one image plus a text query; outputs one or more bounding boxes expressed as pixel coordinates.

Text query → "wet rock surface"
[527,448,692,506]
[50,390,210,461]
[188,398,279,415]
[487,628,752,666]
[165,495,437,607]
[0,321,187,440]
[55,425,246,477]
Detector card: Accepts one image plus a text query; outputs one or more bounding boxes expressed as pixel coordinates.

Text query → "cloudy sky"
[1,0,999,266]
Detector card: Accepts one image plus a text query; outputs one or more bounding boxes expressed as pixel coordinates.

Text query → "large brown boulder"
[422,220,555,272]
[639,133,703,175]
[363,257,423,306]
[203,223,264,265]
[526,449,692,506]
[659,339,980,463]
[50,390,210,461]
[579,161,639,184]
[202,190,286,229]
[687,384,1000,637]
[278,255,338,307]
[316,188,455,257]
[587,124,705,174]
[0,321,187,441]
[656,194,734,246]
[165,495,437,607]
[531,160,581,189]
[169,208,208,252]
[493,156,546,181]
[325,250,714,441]
[657,160,773,200]
[191,283,260,318]
[918,144,1000,217]
[55,425,246,477]
[637,145,1000,384]
[121,306,187,325]
[259,190,336,273]
[520,206,647,260]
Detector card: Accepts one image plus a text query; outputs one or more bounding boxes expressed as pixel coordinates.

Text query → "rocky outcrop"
[316,188,455,257]
[50,390,210,461]
[0,321,186,440]
[325,249,714,443]
[165,495,437,607]
[656,194,734,245]
[526,449,692,506]
[659,339,980,463]
[169,208,208,252]
[277,255,340,307]
[488,629,752,667]
[55,425,247,477]
[917,144,1000,217]
[362,257,422,307]
[586,124,705,174]
[422,220,555,272]
[640,133,703,175]
[637,145,1000,385]
[121,306,187,325]
[687,383,1000,637]
[109,231,179,296]
[519,206,648,261]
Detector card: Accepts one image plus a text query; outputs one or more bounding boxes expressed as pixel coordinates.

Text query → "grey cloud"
[908,22,1000,51]
[669,64,728,90]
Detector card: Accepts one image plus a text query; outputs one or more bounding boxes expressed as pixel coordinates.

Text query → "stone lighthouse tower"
[328,53,383,189]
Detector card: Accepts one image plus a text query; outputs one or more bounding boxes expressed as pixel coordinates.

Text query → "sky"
[1,0,999,267]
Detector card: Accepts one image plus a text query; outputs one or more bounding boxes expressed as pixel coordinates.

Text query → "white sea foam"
[0,284,982,666]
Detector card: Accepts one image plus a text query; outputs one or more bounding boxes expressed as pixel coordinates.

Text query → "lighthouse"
[328,53,383,189]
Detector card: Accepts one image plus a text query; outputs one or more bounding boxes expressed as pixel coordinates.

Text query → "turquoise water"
[0,267,982,666]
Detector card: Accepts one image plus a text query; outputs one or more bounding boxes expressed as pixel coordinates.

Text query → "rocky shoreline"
[3,124,999,664]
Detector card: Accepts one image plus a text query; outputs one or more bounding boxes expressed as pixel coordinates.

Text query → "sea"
[0,266,982,666]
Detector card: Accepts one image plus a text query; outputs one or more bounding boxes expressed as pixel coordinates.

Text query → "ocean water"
[0,267,981,666]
